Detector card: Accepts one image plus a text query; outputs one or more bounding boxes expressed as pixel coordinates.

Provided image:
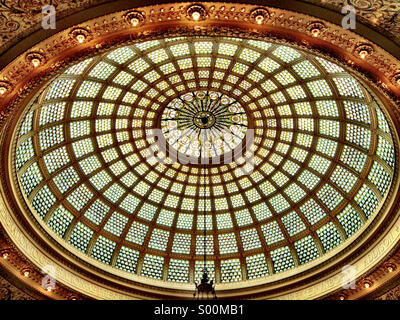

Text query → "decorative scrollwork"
[10,0,57,15]
[0,13,20,33]
[0,287,11,300]
[384,288,400,300]
[392,71,400,86]
[348,0,383,11]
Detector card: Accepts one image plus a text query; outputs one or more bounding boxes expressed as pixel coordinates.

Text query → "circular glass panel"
[161,91,248,159]
[13,36,395,284]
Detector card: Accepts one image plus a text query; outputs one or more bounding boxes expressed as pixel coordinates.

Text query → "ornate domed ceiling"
[1,0,399,61]
[0,1,400,301]
[13,36,395,285]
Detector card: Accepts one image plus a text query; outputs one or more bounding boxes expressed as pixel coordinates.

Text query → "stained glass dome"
[13,36,395,284]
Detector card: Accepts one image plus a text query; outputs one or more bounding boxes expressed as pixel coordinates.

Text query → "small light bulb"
[2,252,8,259]
[339,295,345,300]
[24,271,30,277]
[387,266,394,273]
[131,18,139,26]
[255,15,263,24]
[364,282,370,289]
[31,58,41,68]
[47,286,53,292]
[359,50,368,59]
[76,34,86,43]
[312,28,320,37]
[0,86,6,95]
[192,11,201,21]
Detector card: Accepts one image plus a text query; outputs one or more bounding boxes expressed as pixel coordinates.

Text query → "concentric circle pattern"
[14,36,395,284]
[161,90,248,159]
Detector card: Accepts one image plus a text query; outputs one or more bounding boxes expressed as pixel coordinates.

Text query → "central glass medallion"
[161,91,248,159]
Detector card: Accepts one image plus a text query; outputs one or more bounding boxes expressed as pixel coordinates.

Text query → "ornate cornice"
[302,0,400,46]
[1,1,400,59]
[0,3,399,114]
